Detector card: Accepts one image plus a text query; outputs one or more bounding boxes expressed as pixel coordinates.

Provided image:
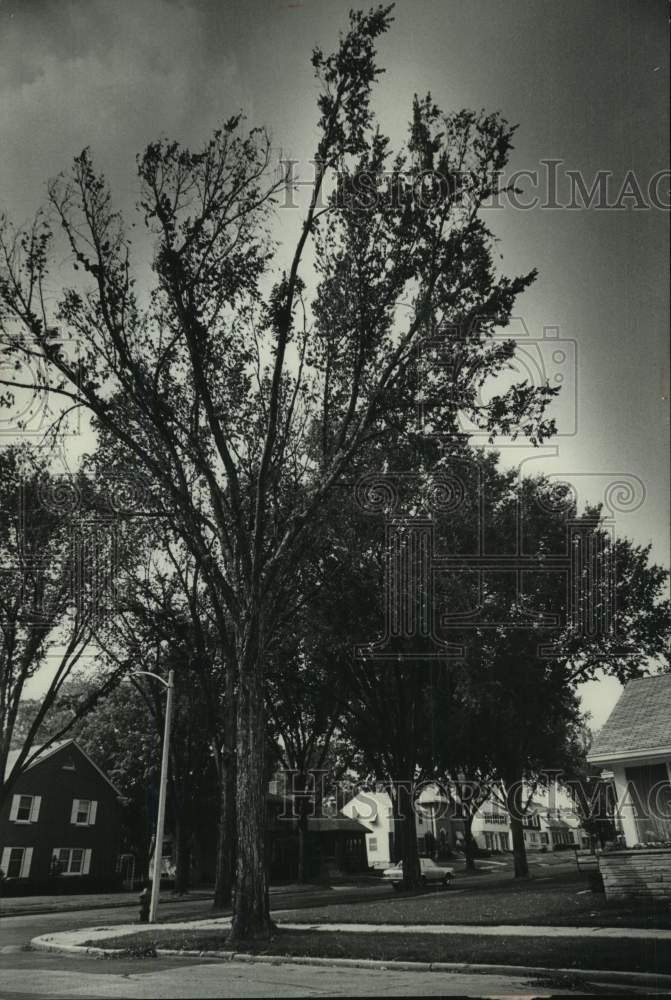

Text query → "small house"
[587,674,671,847]
[341,786,465,868]
[586,673,671,901]
[1,740,122,893]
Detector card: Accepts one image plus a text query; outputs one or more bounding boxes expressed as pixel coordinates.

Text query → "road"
[3,859,652,998]
[0,950,615,998]
[0,884,398,947]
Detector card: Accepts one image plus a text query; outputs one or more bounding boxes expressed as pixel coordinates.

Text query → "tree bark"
[395,781,421,890]
[213,754,235,909]
[296,772,310,884]
[173,814,191,895]
[506,782,529,878]
[214,652,237,910]
[228,631,272,943]
[463,811,477,872]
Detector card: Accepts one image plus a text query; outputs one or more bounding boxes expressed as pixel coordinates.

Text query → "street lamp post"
[133,668,175,924]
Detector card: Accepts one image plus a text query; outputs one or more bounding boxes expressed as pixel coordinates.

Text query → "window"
[16,796,31,821]
[52,847,92,875]
[367,836,378,852]
[9,794,41,823]
[70,799,97,826]
[0,846,32,878]
[540,832,549,844]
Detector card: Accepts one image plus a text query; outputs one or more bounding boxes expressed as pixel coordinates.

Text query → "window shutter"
[70,799,79,824]
[30,796,42,823]
[20,847,33,878]
[89,801,98,826]
[9,795,20,822]
[0,847,11,874]
[82,849,92,875]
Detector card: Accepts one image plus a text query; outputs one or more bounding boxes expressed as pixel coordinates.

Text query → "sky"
[1,0,669,727]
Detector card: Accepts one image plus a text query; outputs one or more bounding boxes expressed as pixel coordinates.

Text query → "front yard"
[278,871,671,929]
[86,926,670,975]
[87,872,671,976]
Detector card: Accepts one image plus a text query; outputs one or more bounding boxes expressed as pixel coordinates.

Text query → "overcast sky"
[2,0,668,726]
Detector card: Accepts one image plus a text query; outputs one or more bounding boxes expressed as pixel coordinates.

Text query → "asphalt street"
[0,949,618,998]
[0,884,396,947]
[2,860,656,998]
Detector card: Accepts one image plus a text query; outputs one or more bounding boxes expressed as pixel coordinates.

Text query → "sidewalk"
[30,919,671,997]
[32,916,671,951]
[0,882,317,918]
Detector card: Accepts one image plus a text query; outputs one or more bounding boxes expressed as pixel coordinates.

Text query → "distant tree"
[303,448,670,881]
[93,532,227,897]
[440,468,670,878]
[267,645,347,882]
[0,444,126,806]
[559,724,618,851]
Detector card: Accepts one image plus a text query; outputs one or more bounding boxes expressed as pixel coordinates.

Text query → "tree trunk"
[214,653,237,910]
[506,782,529,878]
[395,781,421,890]
[463,811,477,872]
[296,772,310,884]
[173,815,191,895]
[228,632,272,943]
[213,755,235,909]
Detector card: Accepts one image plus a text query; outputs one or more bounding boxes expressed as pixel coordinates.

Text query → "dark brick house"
[1,740,122,892]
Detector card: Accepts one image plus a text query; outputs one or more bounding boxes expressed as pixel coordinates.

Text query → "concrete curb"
[30,924,671,992]
[30,931,671,991]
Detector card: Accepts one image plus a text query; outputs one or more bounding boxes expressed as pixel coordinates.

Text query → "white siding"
[20,847,33,878]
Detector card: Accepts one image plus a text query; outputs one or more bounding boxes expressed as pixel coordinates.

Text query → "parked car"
[382,856,454,889]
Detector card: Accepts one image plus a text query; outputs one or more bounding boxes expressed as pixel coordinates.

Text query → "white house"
[471,798,510,853]
[341,791,395,868]
[341,785,464,868]
[472,793,588,853]
[587,674,671,847]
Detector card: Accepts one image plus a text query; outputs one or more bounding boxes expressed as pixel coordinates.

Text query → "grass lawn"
[277,873,671,929]
[86,926,671,975]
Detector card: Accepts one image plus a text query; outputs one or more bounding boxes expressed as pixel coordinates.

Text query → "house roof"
[544,817,570,830]
[5,739,121,796]
[308,816,369,834]
[4,741,72,780]
[587,674,671,763]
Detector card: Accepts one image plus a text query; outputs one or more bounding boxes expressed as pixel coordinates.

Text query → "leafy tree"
[267,643,346,882]
[0,444,126,805]
[0,8,559,938]
[436,465,669,877]
[300,448,670,881]
[93,525,233,900]
[558,723,618,851]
